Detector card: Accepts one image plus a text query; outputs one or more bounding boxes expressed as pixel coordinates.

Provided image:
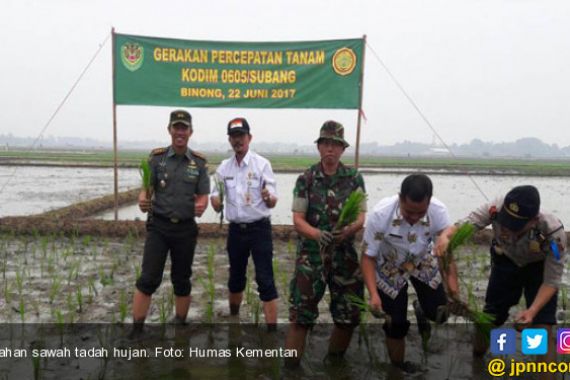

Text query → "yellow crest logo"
[121,42,144,72]
[508,202,520,213]
[332,47,357,76]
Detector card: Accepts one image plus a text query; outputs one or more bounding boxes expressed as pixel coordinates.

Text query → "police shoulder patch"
[150,147,167,156]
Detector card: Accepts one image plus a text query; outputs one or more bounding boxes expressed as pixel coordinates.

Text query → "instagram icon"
[557,328,570,354]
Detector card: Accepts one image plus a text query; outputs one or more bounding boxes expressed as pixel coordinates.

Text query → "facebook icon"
[490,328,516,355]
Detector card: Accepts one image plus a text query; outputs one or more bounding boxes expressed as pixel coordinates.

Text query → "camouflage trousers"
[288,242,363,326]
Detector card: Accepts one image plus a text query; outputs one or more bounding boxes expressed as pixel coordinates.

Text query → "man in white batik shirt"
[361,174,456,371]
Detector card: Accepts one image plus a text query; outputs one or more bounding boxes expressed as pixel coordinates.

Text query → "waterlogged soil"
[1,234,569,379]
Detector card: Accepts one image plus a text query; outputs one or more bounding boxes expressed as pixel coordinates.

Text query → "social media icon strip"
[490,328,516,355]
[522,328,548,355]
[557,328,570,354]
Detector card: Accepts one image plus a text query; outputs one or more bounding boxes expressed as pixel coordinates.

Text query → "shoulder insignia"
[192,150,207,162]
[150,147,167,156]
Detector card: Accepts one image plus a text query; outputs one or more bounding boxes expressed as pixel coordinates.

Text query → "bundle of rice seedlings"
[441,222,475,271]
[138,159,152,198]
[345,293,391,323]
[336,189,367,230]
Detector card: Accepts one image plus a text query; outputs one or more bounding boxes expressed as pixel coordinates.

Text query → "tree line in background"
[1,134,569,158]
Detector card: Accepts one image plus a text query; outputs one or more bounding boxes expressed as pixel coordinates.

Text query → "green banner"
[114,33,363,109]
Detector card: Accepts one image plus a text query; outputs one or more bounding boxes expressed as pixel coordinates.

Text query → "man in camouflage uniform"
[284,120,366,366]
[436,185,566,375]
[132,110,210,328]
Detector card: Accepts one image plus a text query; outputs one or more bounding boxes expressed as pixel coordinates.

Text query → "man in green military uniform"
[285,120,366,366]
[132,110,210,328]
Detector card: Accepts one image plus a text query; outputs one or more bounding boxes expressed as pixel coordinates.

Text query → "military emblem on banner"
[332,47,357,76]
[121,42,144,72]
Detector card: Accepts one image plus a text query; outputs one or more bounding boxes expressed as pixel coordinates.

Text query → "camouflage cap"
[168,110,192,128]
[314,120,349,148]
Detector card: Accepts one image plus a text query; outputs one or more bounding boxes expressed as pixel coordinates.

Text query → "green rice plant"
[99,266,113,286]
[344,293,390,322]
[213,174,225,227]
[66,293,76,322]
[87,277,97,303]
[40,236,49,259]
[133,264,141,281]
[118,289,128,323]
[19,297,25,323]
[82,235,92,247]
[335,190,366,230]
[287,239,294,258]
[158,294,168,324]
[76,287,83,313]
[167,288,174,314]
[139,158,152,198]
[15,269,24,295]
[49,276,62,304]
[440,223,476,273]
[251,298,261,325]
[67,261,80,286]
[54,309,64,325]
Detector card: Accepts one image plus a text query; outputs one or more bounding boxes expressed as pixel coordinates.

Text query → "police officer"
[285,120,366,366]
[132,110,210,327]
[210,117,279,329]
[435,185,566,365]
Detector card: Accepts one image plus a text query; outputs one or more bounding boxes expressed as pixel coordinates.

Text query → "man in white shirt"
[210,117,278,329]
[361,174,456,370]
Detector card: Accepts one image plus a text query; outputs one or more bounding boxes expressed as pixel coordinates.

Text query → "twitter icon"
[522,328,548,355]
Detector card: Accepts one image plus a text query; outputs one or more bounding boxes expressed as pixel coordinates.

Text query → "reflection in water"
[102,172,570,226]
[1,166,569,225]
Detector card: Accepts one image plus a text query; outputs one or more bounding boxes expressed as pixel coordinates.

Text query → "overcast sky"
[1,0,569,148]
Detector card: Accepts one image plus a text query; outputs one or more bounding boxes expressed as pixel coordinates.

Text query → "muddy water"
[2,166,569,225]
[1,234,568,379]
[0,166,140,217]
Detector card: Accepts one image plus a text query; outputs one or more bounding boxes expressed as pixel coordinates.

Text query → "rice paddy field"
[1,153,570,379]
[0,229,569,379]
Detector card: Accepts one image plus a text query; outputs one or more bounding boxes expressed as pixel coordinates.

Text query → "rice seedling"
[48,276,61,304]
[99,266,113,286]
[251,298,261,325]
[118,289,128,323]
[213,174,225,228]
[15,268,24,295]
[76,287,83,313]
[87,276,97,303]
[139,158,152,198]
[344,293,390,322]
[441,222,475,272]
[67,261,80,286]
[133,264,141,282]
[66,292,76,322]
[82,235,92,247]
[158,294,168,324]
[54,309,64,325]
